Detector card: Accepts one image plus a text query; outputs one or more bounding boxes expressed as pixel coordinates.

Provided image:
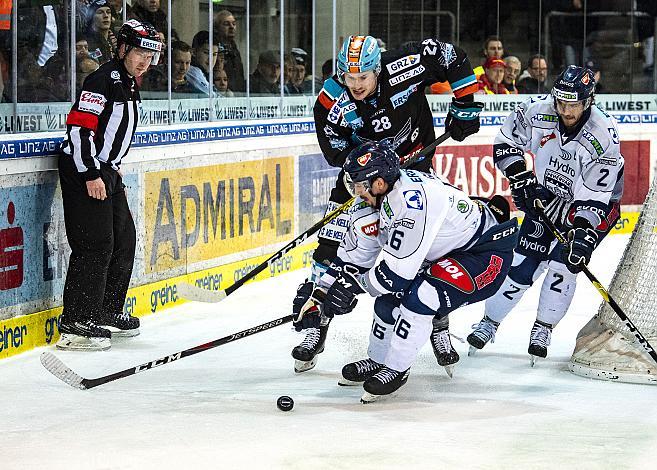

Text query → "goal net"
[569,180,657,385]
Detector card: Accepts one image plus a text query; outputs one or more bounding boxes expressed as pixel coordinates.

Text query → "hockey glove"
[292,281,327,331]
[507,168,542,217]
[562,219,598,274]
[445,99,484,141]
[323,264,365,317]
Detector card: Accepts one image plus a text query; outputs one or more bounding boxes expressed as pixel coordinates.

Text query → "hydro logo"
[519,236,547,253]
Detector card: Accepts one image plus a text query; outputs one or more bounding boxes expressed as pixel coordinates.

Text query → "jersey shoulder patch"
[525,98,559,128]
[579,111,618,160]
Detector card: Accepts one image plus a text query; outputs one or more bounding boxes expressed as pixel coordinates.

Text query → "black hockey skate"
[99,313,140,338]
[339,358,383,386]
[430,320,460,378]
[528,320,552,367]
[292,322,329,373]
[361,367,410,403]
[467,315,499,356]
[57,317,111,351]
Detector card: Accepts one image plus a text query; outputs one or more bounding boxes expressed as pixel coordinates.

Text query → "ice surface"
[2,234,656,469]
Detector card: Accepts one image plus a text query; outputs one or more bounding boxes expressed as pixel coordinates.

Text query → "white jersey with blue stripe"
[323,169,495,296]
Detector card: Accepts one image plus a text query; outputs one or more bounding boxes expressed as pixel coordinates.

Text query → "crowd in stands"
[0,1,655,104]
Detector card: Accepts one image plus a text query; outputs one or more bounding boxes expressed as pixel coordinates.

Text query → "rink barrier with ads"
[0,101,655,360]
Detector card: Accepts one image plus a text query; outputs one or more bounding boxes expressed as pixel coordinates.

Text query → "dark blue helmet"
[551,65,596,104]
[343,140,400,193]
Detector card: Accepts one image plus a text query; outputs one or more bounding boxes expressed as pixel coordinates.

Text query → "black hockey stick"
[178,130,452,303]
[534,200,657,365]
[41,313,296,390]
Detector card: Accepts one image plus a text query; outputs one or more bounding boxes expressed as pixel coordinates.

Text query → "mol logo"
[357,152,372,166]
[361,220,379,236]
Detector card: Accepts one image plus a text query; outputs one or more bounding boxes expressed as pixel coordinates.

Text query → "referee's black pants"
[58,154,136,323]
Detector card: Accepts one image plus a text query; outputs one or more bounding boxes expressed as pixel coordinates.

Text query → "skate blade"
[468,345,479,356]
[56,334,111,351]
[294,356,318,373]
[338,378,361,386]
[444,364,455,378]
[530,355,538,367]
[360,391,384,404]
[108,328,140,338]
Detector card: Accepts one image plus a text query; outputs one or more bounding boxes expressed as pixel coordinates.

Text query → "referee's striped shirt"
[61,59,140,181]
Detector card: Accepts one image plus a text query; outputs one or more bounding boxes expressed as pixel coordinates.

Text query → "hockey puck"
[276,395,294,411]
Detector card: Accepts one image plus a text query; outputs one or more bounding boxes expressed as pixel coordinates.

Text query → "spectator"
[75,36,91,62]
[516,54,549,94]
[477,57,509,94]
[584,58,604,93]
[186,30,218,95]
[130,0,167,35]
[171,41,204,94]
[250,50,280,95]
[482,35,504,61]
[213,68,233,97]
[76,56,99,94]
[285,50,306,95]
[473,35,504,80]
[503,55,521,94]
[107,0,131,34]
[310,58,333,93]
[85,0,117,65]
[214,9,245,92]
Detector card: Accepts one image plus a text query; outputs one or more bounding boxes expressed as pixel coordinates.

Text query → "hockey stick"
[178,130,452,303]
[534,200,657,365]
[41,313,296,390]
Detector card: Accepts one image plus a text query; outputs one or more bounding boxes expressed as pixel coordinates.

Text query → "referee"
[57,19,162,351]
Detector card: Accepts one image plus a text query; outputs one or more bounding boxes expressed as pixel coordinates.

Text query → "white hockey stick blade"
[40,352,86,390]
[177,282,227,303]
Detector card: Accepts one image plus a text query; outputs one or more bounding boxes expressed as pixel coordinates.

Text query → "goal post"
[569,179,657,385]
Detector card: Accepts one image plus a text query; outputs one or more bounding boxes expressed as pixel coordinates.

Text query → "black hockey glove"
[292,281,327,331]
[445,98,484,141]
[323,264,365,317]
[562,218,598,274]
[506,162,543,217]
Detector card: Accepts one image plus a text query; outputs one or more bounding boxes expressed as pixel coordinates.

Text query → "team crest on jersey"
[357,152,372,166]
[427,258,475,293]
[110,71,121,81]
[539,131,556,147]
[403,190,423,210]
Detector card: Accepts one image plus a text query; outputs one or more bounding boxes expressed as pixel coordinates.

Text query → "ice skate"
[528,320,552,367]
[430,320,459,378]
[360,367,410,403]
[467,315,499,356]
[99,313,140,338]
[56,318,111,351]
[292,323,329,373]
[339,358,383,386]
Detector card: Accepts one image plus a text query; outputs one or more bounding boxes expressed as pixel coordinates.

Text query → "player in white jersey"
[292,140,519,402]
[467,65,624,364]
